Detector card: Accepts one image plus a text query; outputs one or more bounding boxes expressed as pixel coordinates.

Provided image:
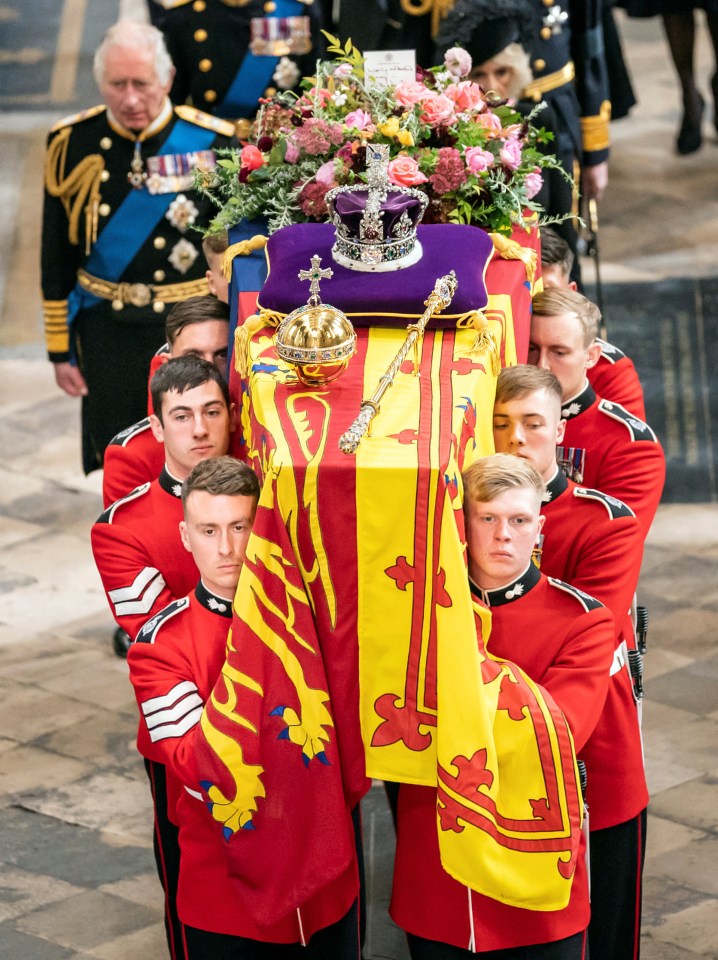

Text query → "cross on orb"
[298,255,333,305]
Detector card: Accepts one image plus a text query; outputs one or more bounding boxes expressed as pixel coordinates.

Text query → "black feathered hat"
[435,0,533,68]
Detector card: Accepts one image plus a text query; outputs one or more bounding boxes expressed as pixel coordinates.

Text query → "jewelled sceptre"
[338,271,458,455]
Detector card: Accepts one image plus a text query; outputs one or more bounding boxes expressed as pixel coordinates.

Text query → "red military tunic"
[588,338,646,421]
[390,565,614,953]
[540,469,648,830]
[102,417,165,508]
[91,467,198,640]
[128,582,358,942]
[559,381,665,541]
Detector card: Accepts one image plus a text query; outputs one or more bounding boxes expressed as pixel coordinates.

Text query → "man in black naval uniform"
[522,0,611,205]
[41,20,235,474]
[156,0,323,126]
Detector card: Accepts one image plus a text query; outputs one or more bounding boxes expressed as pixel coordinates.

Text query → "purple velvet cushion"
[258,222,493,328]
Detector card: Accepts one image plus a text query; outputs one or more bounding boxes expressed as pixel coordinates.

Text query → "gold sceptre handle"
[338,271,458,455]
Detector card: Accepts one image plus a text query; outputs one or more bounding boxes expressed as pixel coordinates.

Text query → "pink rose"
[315,159,337,188]
[394,80,431,107]
[444,46,472,79]
[476,112,503,137]
[499,139,523,170]
[420,93,456,128]
[344,109,372,131]
[387,155,428,188]
[524,170,544,199]
[334,63,353,79]
[284,139,300,164]
[444,81,484,114]
[240,144,264,171]
[464,146,494,175]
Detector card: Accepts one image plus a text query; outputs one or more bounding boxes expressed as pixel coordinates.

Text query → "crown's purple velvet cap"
[332,189,424,237]
[258,222,493,328]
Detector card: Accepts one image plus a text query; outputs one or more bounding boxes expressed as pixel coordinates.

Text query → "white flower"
[332,91,348,106]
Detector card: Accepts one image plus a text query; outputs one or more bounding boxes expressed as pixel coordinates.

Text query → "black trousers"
[407,930,588,960]
[588,808,647,960]
[144,759,186,960]
[183,899,361,960]
[74,308,164,473]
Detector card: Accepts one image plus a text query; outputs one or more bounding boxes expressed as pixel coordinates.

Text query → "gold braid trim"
[488,232,537,286]
[400,0,456,36]
[456,310,500,375]
[234,311,281,379]
[44,127,105,254]
[581,101,612,153]
[221,235,269,280]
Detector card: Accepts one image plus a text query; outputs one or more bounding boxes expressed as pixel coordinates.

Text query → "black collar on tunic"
[469,561,541,607]
[195,580,234,618]
[560,381,596,421]
[543,466,569,503]
[159,465,184,498]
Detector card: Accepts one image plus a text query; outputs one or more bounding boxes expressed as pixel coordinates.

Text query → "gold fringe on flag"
[44,128,105,254]
[221,235,268,280]
[489,232,537,286]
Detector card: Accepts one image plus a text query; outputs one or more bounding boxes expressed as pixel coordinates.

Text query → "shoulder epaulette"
[109,417,153,448]
[97,482,152,524]
[597,400,657,442]
[573,486,636,520]
[547,577,604,613]
[50,104,106,134]
[156,0,193,8]
[136,597,191,644]
[175,104,235,138]
[596,338,627,364]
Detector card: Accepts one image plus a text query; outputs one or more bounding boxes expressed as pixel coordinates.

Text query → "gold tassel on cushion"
[234,311,282,378]
[45,128,105,254]
[221,235,268,281]
[488,232,537,286]
[456,310,500,376]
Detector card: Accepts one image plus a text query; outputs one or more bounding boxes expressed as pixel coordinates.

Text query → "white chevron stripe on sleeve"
[141,680,199,716]
[111,569,166,616]
[148,705,204,742]
[144,691,203,730]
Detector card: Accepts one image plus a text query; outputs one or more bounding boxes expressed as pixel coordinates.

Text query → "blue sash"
[218,0,305,118]
[68,116,216,323]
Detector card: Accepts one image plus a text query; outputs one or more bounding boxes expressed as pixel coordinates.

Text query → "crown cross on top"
[366,143,390,189]
[298,255,333,306]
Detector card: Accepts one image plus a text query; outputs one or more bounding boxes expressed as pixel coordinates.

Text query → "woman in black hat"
[436,0,581,283]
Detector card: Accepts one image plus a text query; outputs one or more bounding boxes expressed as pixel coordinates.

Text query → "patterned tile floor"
[0,5,717,958]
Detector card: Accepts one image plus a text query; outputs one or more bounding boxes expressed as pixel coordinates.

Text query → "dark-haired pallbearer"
[103,295,230,509]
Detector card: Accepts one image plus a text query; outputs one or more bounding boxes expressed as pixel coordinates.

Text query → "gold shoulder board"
[50,104,106,134]
[175,105,235,138]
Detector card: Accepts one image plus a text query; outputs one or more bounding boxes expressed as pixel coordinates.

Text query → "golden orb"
[276,303,356,386]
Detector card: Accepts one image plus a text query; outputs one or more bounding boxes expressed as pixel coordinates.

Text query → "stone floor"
[0,4,717,959]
